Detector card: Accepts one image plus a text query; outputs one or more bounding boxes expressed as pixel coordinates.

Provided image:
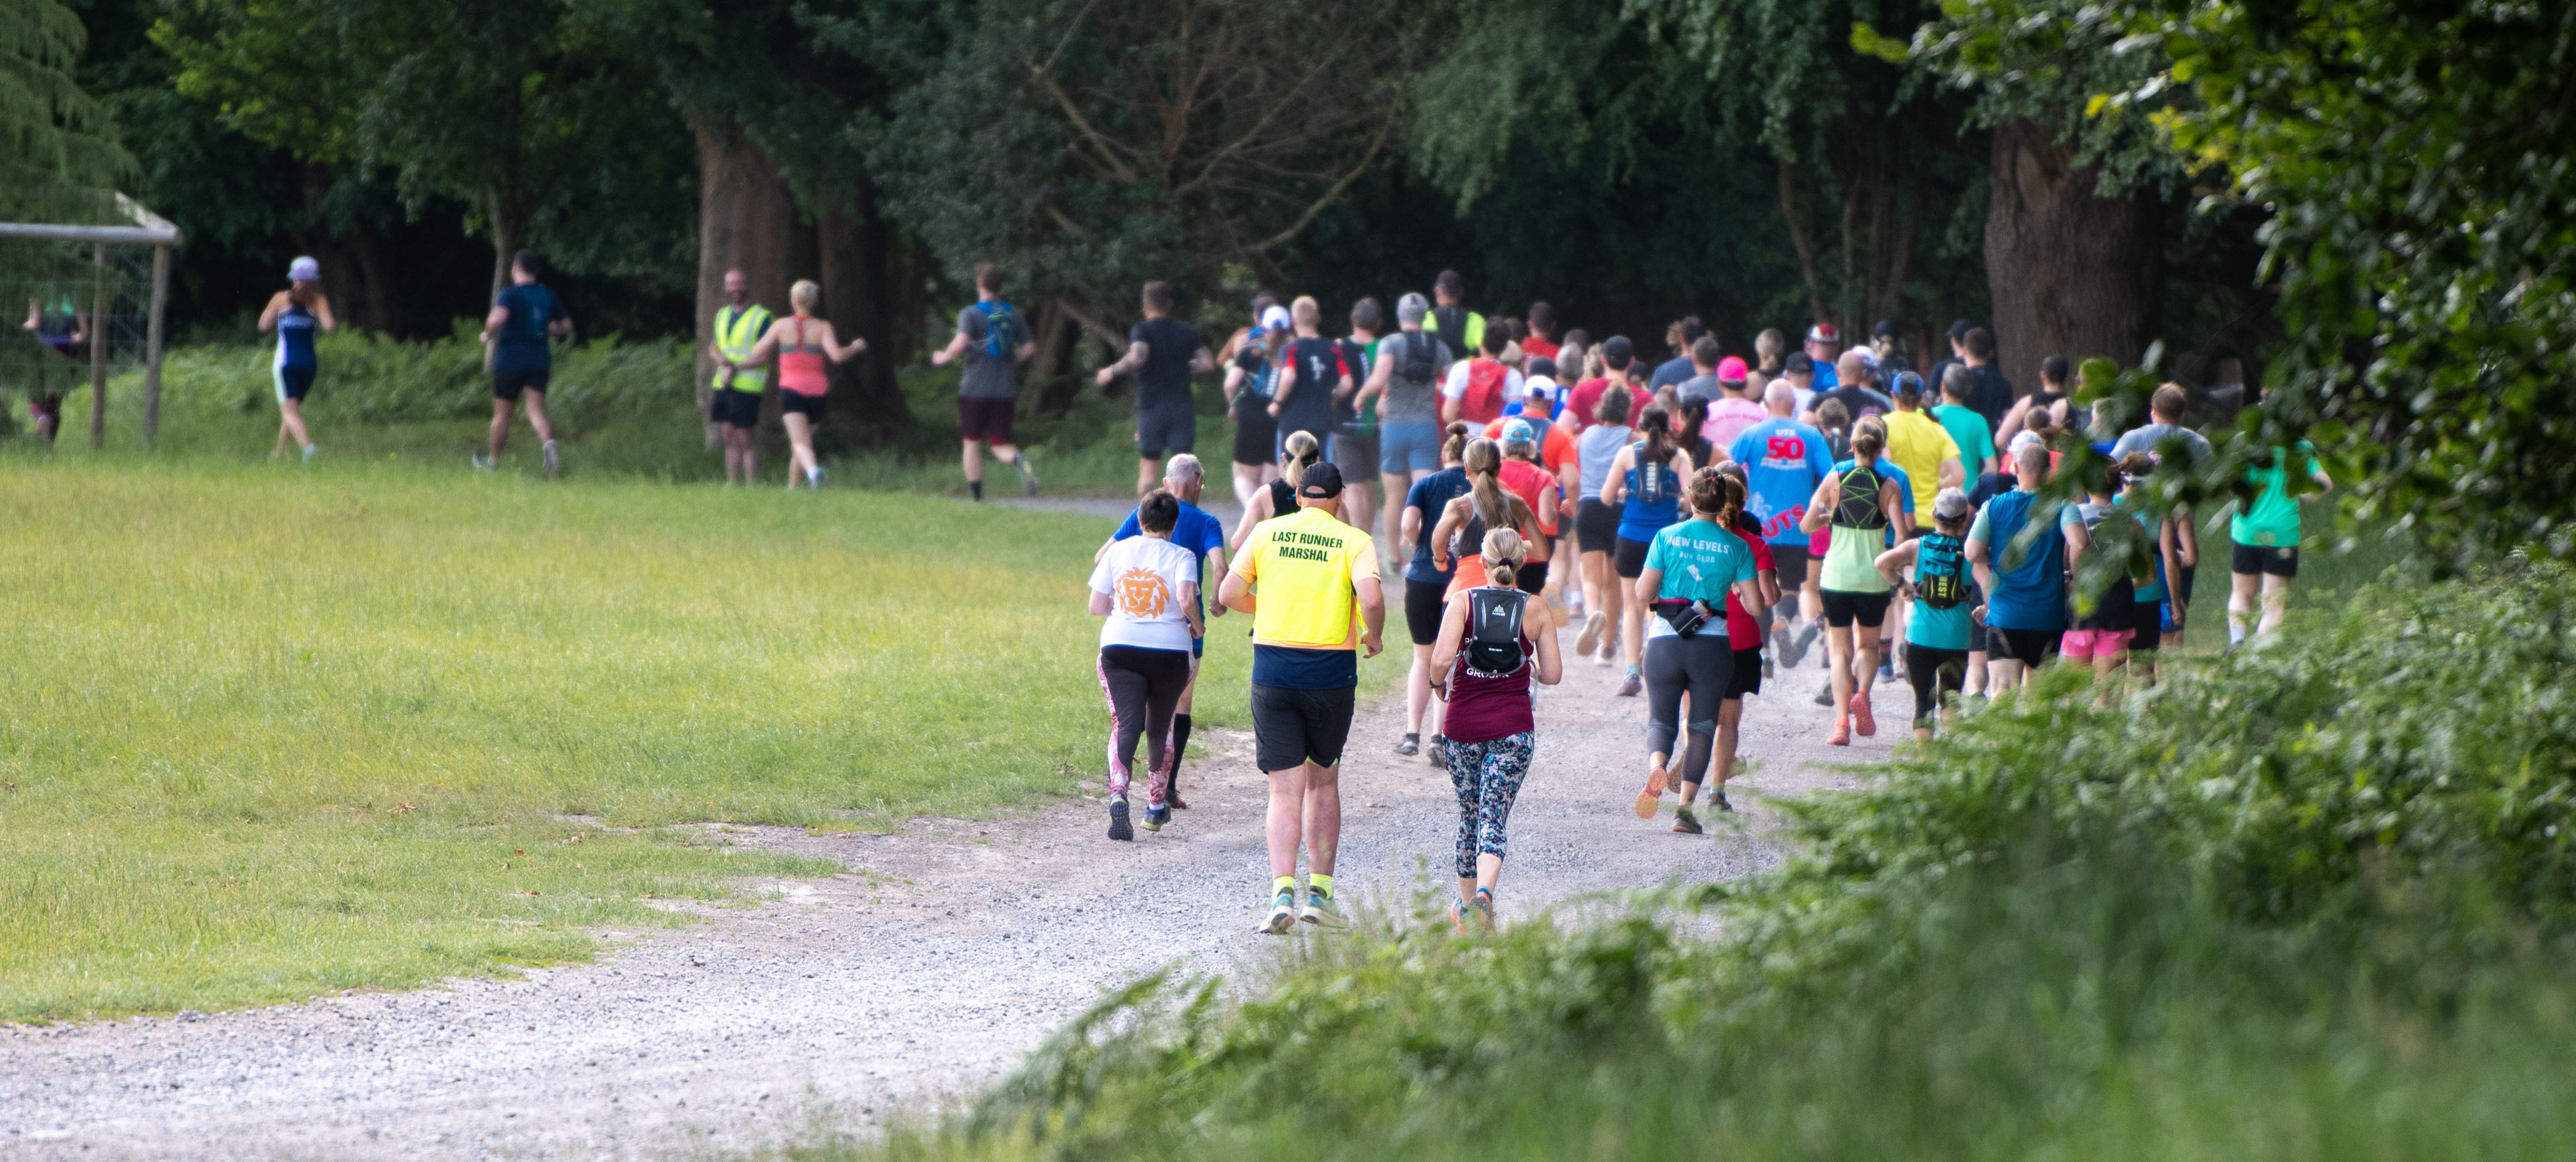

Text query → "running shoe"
[1616,672,1643,698]
[1395,732,1420,757]
[1877,660,1895,682]
[301,443,320,463]
[541,439,561,478]
[809,466,825,489]
[1813,682,1834,708]
[1261,888,1299,935]
[1762,654,1776,679]
[1771,625,1791,662]
[1107,794,1133,841]
[1592,647,1615,668]
[1142,804,1171,832]
[1828,715,1852,746]
[1785,625,1818,669]
[1633,766,1667,819]
[1427,735,1447,771]
[1711,788,1734,812]
[1016,452,1039,496]
[1301,887,1346,928]
[1466,890,1495,933]
[1575,610,1606,657]
[1449,897,1473,933]
[1853,693,1877,738]
[472,452,495,471]
[1671,808,1703,835]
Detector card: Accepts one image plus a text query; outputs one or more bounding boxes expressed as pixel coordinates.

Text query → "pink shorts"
[2059,628,2133,659]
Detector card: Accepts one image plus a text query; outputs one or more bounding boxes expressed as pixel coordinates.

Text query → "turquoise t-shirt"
[1643,517,1759,641]
[1933,403,1995,478]
[2231,441,2320,548]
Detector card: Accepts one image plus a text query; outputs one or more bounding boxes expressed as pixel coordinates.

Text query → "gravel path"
[4,576,1896,1159]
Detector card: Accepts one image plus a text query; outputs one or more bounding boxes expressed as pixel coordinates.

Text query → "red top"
[1458,359,1512,423]
[1443,593,1535,744]
[1726,514,1774,644]
[1521,336,1561,362]
[1498,458,1558,536]
[779,316,829,396]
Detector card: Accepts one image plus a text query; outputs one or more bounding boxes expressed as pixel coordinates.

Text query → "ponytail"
[1850,423,1885,464]
[1440,420,1475,464]
[1637,404,1676,468]
[1463,437,1510,527]
[1689,468,1744,528]
[1481,527,1528,590]
[1281,430,1321,489]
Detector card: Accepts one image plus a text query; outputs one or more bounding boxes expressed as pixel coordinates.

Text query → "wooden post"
[144,244,170,446]
[89,242,108,449]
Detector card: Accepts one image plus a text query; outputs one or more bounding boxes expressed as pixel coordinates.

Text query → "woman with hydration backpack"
[1429,437,1546,601]
[1224,305,1293,511]
[1799,423,1907,745]
[1627,470,1767,834]
[1875,487,1979,740]
[1427,526,1562,931]
[1599,403,1697,698]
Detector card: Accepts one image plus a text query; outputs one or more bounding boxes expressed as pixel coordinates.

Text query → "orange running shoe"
[1853,691,1877,737]
[1632,766,1668,819]
[1828,715,1852,746]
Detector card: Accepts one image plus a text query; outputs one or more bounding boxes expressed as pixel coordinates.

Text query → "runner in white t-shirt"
[1087,490,1205,840]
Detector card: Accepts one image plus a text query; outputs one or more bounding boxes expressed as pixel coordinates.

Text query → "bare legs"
[962,437,1021,494]
[784,413,821,488]
[1136,455,1161,499]
[488,392,554,462]
[1407,641,1442,738]
[275,399,311,455]
[721,423,758,484]
[1266,762,1340,879]
[1232,461,1276,511]
[1826,621,1882,723]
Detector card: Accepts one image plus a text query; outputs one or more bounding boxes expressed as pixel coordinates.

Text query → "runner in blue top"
[1876,488,1979,739]
[1101,452,1230,809]
[477,250,573,476]
[1730,380,1836,669]
[1599,403,1696,697]
[1398,423,1476,759]
[256,256,335,463]
[1967,441,2090,691]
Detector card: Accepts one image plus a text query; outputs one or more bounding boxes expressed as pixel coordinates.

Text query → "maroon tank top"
[1443,588,1535,744]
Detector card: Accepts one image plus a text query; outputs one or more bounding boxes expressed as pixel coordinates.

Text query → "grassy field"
[0,456,1397,1022]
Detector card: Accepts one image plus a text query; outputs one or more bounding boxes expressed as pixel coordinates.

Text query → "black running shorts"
[783,390,829,421]
[710,389,762,430]
[1820,589,1892,628]
[1575,498,1620,555]
[1988,626,2059,668]
[1251,682,1355,772]
[1614,535,1653,579]
[1406,577,1450,646]
[1727,643,1764,699]
[2129,602,2165,652]
[492,367,550,402]
[1769,543,1811,591]
[2231,541,2299,577]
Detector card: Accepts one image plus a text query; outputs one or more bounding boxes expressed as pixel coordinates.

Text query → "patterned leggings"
[1443,731,1535,878]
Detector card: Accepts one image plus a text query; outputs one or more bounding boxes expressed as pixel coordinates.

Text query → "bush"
[156,322,694,431]
[795,563,2576,1161]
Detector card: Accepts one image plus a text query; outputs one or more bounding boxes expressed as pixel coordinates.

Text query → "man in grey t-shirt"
[1356,292,1455,508]
[1674,335,1725,406]
[932,262,1040,500]
[2110,383,2214,466]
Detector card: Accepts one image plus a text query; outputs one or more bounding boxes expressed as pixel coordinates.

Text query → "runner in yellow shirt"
[1219,461,1386,933]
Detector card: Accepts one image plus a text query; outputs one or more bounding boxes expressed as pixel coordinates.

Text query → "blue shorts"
[1379,420,1440,475]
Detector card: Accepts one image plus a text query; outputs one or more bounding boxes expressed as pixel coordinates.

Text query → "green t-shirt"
[1932,403,1994,478]
[2231,441,2320,548]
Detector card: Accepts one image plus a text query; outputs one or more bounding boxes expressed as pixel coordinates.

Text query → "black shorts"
[1820,589,1892,628]
[1989,626,2061,668]
[2231,541,2299,577]
[2128,604,2164,652]
[710,389,762,430]
[492,367,550,402]
[1330,433,1379,481]
[958,396,1013,443]
[1250,682,1355,771]
[1769,544,1810,591]
[781,391,828,421]
[1232,410,1277,467]
[1515,560,1550,595]
[1614,535,1653,579]
[1726,644,1763,699]
[1137,405,1196,459]
[1575,499,1620,555]
[1406,578,1450,647]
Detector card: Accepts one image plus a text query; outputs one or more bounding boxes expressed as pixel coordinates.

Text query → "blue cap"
[1500,418,1536,446]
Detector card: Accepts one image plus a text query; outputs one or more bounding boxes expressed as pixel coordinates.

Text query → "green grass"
[0,455,1397,1021]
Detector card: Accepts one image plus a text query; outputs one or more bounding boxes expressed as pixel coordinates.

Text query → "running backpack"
[1633,442,1674,506]
[1460,359,1510,422]
[1834,465,1889,529]
[1464,587,1529,676]
[1397,331,1437,386]
[972,301,1020,359]
[1916,532,1969,610]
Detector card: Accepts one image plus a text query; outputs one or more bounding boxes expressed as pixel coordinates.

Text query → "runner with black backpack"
[1876,488,1979,740]
[1799,424,1907,745]
[1359,293,1458,532]
[1427,527,1563,932]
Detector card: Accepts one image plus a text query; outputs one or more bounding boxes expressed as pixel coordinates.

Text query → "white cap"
[1260,304,1291,332]
[1524,374,1556,396]
[288,256,321,282]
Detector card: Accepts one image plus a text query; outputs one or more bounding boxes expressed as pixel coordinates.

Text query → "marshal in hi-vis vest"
[712,302,776,391]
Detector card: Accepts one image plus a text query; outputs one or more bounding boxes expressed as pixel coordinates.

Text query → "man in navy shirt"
[1103,453,1229,807]
[478,250,573,476]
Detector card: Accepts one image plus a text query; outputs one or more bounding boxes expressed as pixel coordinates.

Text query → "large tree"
[865,0,1435,408]
[3,0,132,217]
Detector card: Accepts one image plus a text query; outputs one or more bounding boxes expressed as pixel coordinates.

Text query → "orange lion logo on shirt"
[1115,568,1170,619]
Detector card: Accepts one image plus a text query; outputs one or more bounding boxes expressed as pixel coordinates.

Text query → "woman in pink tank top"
[749,280,866,489]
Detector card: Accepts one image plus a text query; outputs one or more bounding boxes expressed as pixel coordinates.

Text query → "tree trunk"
[1027,299,1084,416]
[487,193,527,299]
[295,163,397,334]
[814,179,914,447]
[690,114,802,448]
[1777,163,1833,325]
[1983,119,2163,391]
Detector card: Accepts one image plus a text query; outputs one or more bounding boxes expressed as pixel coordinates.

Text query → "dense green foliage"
[788,565,2576,1159]
[1,0,130,216]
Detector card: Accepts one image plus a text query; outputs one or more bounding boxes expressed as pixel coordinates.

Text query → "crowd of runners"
[1078,272,2330,935]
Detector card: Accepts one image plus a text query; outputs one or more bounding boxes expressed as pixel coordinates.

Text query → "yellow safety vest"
[711,303,775,391]
[1234,505,1379,649]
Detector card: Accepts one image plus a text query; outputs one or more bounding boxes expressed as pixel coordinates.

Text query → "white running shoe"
[301,443,320,463]
[472,452,494,471]
[1260,888,1299,935]
[541,440,561,478]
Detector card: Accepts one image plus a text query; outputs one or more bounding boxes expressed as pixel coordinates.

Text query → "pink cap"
[1716,355,1749,383]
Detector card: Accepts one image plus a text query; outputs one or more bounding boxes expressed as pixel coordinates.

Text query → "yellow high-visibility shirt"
[1231,504,1379,650]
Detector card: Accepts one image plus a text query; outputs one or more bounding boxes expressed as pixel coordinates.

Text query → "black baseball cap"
[1785,350,1815,374]
[1602,335,1634,359]
[1297,461,1345,498]
[1947,318,1975,341]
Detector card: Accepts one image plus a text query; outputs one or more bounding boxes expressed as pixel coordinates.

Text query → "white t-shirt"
[1439,360,1525,401]
[1090,536,1200,652]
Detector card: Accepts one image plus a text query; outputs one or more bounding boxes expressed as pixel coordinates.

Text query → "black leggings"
[1097,646,1190,805]
[1645,634,1734,787]
[1906,645,1969,728]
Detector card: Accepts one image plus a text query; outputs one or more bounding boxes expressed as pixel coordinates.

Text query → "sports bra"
[779,315,828,396]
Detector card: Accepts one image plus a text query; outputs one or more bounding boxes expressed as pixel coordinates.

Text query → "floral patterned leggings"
[1442,731,1535,878]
